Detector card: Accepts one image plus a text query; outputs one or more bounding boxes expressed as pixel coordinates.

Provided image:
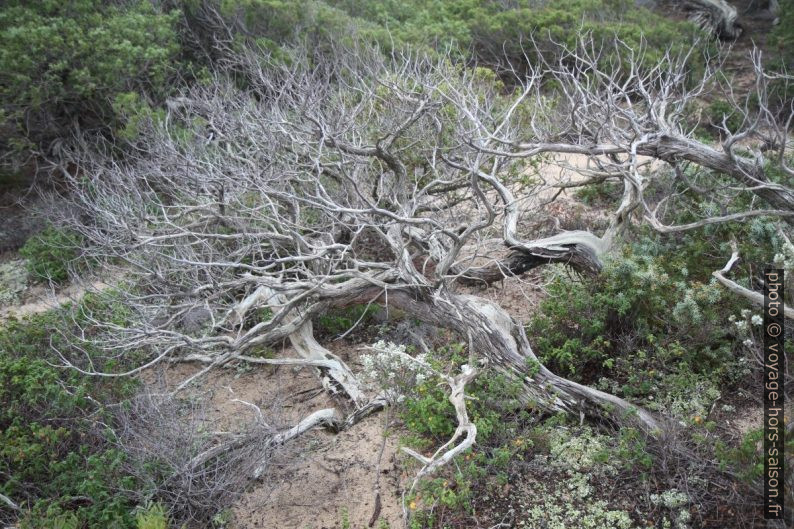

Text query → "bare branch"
[713,241,794,320]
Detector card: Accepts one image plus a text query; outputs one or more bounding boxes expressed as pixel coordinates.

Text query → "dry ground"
[139,347,407,529]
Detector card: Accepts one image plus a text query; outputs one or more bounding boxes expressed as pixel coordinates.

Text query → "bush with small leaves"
[316,303,379,338]
[1,309,138,528]
[18,227,82,283]
[135,503,170,529]
[397,343,538,519]
[0,0,180,167]
[707,98,744,134]
[527,245,747,402]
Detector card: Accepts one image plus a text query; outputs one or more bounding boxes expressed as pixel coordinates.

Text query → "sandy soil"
[139,346,407,529]
[0,279,107,320]
[232,414,404,529]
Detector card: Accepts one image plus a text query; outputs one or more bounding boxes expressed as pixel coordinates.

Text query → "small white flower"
[741,309,751,318]
[743,338,754,347]
[728,314,736,322]
[751,314,763,326]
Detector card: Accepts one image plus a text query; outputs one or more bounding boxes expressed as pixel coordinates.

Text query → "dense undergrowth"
[2,153,793,529]
[18,226,83,283]
[0,302,140,528]
[0,293,247,529]
[5,227,789,527]
[0,0,701,179]
[388,343,769,529]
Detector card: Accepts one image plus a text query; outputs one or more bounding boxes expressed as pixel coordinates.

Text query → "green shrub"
[467,0,702,71]
[326,0,702,68]
[0,306,138,528]
[574,180,622,207]
[183,0,390,62]
[526,247,746,402]
[771,0,794,66]
[399,344,536,515]
[20,508,79,529]
[613,427,653,471]
[0,1,180,165]
[135,503,170,529]
[19,226,82,283]
[769,1,794,106]
[407,371,530,443]
[316,303,379,337]
[715,428,765,483]
[401,343,531,443]
[0,0,706,167]
[707,98,744,134]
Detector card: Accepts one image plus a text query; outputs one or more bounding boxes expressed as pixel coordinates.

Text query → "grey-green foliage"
[517,426,636,529]
[0,259,27,305]
[18,227,82,283]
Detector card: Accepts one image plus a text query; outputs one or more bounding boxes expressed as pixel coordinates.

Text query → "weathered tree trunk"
[636,135,794,220]
[380,290,664,434]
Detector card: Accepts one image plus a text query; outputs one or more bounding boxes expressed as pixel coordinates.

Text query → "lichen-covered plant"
[0,259,27,305]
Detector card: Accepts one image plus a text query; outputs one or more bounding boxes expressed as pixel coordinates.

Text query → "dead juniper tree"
[51,37,792,486]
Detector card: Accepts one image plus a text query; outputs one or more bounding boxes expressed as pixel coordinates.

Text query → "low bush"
[18,226,83,283]
[135,503,170,529]
[522,205,790,409]
[0,309,138,528]
[771,0,794,67]
[706,98,744,134]
[527,250,743,390]
[0,0,180,167]
[381,342,538,522]
[468,0,702,71]
[0,296,258,528]
[574,180,623,207]
[316,303,380,338]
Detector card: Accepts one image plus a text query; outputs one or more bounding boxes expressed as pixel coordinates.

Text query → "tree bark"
[636,135,794,216]
[375,289,664,434]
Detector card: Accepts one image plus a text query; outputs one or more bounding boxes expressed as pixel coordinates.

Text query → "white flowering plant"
[359,340,434,403]
[730,308,765,355]
[772,235,794,272]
